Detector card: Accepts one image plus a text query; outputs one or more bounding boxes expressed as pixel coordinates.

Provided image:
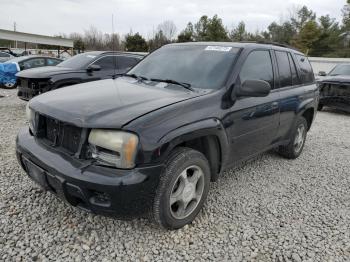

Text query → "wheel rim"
[169,165,205,220]
[294,124,306,153]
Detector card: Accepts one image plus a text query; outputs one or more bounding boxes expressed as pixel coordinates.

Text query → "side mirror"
[318,71,326,76]
[87,64,101,72]
[236,79,271,97]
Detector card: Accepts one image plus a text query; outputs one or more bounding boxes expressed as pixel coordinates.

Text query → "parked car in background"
[317,64,350,112]
[16,51,145,100]
[17,42,318,229]
[0,56,62,89]
[0,51,15,63]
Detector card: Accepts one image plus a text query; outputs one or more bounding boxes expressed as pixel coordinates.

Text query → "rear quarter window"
[295,54,314,84]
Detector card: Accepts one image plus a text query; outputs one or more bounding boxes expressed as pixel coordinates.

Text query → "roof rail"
[239,41,299,51]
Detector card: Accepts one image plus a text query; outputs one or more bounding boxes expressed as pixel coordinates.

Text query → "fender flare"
[157,118,230,178]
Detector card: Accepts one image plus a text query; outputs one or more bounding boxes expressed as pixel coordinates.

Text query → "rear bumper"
[16,127,163,218]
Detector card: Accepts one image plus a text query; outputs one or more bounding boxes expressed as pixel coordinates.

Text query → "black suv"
[16,51,145,100]
[16,42,318,229]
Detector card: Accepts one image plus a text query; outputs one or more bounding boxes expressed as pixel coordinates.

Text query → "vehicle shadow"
[322,107,350,115]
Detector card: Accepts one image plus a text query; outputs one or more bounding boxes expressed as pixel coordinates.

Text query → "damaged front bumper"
[319,82,350,112]
[17,78,51,101]
[16,127,163,218]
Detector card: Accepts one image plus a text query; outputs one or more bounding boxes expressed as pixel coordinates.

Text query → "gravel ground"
[0,88,350,262]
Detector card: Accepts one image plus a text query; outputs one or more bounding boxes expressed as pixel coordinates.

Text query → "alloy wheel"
[169,165,205,219]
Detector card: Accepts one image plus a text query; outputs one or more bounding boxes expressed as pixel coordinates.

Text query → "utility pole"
[13,22,17,49]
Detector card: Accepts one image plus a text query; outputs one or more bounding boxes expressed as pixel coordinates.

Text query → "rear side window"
[239,50,274,88]
[118,56,139,70]
[288,53,300,85]
[93,56,116,70]
[295,54,314,84]
[47,58,61,66]
[275,51,292,88]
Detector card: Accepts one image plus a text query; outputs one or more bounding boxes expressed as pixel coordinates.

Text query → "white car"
[0,51,15,63]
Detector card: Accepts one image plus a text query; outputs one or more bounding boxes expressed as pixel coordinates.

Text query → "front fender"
[156,118,230,169]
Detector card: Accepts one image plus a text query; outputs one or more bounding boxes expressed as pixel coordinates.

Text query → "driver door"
[86,55,118,81]
[226,49,280,163]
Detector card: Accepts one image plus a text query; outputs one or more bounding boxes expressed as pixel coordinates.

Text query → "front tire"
[317,103,323,111]
[152,147,210,229]
[278,117,308,159]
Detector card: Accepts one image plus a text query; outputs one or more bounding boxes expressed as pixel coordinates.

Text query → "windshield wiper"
[114,73,149,81]
[150,78,194,92]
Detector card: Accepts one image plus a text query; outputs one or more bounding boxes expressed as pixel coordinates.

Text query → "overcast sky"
[0,0,346,39]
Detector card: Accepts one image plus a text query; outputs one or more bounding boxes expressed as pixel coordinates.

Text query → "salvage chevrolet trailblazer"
[16,42,318,229]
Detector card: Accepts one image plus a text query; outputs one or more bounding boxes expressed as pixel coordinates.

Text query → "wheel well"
[174,136,221,182]
[302,108,314,130]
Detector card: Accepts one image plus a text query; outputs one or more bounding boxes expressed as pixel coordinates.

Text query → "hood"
[16,66,82,78]
[320,75,350,84]
[30,78,207,128]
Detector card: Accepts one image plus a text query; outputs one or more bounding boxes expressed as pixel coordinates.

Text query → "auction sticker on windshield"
[205,46,232,52]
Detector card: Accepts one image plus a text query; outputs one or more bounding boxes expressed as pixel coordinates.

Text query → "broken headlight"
[88,129,139,169]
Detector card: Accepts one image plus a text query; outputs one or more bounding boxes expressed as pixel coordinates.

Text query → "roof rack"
[239,41,299,51]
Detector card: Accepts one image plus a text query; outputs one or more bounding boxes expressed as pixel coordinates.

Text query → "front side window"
[93,56,116,70]
[21,58,45,69]
[295,54,314,84]
[275,51,292,88]
[129,45,240,89]
[118,56,139,70]
[239,50,274,88]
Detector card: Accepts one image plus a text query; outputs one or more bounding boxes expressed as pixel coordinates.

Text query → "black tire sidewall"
[154,148,211,229]
[1,82,17,89]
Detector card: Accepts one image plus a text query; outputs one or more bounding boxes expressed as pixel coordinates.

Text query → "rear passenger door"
[228,49,280,163]
[273,51,310,141]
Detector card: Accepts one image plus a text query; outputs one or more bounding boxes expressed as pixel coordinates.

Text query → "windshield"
[57,53,98,69]
[129,45,240,89]
[329,64,350,76]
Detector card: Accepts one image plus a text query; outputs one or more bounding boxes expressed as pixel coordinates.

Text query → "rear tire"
[317,103,323,111]
[2,82,17,89]
[152,147,210,230]
[278,117,308,159]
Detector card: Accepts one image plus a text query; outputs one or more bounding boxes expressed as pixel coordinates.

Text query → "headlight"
[25,103,35,131]
[88,129,139,169]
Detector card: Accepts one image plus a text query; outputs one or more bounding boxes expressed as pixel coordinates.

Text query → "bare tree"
[104,33,122,51]
[157,20,177,41]
[83,26,104,50]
